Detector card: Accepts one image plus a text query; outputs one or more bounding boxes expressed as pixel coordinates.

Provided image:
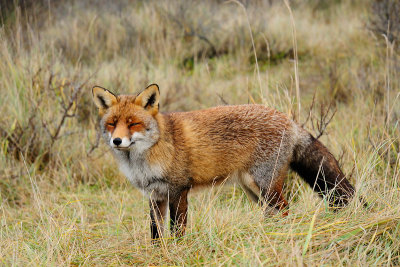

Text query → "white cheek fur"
[131,131,154,153]
[120,137,131,147]
[132,131,145,140]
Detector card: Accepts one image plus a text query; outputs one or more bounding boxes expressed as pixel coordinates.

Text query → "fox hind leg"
[249,164,289,216]
[262,177,289,216]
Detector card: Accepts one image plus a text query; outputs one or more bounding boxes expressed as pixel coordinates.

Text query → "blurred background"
[0,0,399,265]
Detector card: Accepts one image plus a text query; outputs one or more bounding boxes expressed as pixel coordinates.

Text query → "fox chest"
[116,152,169,199]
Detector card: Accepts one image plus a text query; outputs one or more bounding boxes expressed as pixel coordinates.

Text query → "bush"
[369,0,400,43]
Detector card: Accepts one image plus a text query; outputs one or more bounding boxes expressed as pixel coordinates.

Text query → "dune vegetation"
[0,0,399,265]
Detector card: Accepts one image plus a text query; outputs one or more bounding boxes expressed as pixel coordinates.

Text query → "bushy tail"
[290,134,355,207]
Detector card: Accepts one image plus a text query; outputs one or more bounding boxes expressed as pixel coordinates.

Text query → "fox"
[92,83,355,240]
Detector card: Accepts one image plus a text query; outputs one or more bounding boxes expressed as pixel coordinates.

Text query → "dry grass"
[0,0,399,265]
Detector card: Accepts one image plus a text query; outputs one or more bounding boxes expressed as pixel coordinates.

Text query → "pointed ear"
[135,84,160,114]
[92,86,118,111]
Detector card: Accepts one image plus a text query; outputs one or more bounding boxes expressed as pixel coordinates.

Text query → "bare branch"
[315,101,337,139]
[305,94,337,139]
[87,129,101,156]
[51,71,96,144]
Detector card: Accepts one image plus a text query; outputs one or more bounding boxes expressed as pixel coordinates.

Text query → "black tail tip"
[327,193,370,212]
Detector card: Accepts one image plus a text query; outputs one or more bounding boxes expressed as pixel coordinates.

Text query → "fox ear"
[92,86,118,111]
[135,84,160,114]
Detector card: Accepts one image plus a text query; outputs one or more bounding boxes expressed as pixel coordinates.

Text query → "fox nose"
[113,138,122,146]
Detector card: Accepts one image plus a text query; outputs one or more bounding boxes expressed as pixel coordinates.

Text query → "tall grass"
[0,0,399,265]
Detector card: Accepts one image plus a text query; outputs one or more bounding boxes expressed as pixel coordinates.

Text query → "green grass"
[0,0,399,265]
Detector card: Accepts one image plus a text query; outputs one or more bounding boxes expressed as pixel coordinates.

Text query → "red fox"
[92,84,355,239]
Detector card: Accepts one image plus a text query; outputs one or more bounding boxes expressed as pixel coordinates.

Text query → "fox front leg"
[149,198,167,241]
[169,189,189,238]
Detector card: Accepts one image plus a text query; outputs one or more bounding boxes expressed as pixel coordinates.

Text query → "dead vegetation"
[0,0,399,265]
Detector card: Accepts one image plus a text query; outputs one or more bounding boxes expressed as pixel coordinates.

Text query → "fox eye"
[107,123,116,127]
[128,122,140,128]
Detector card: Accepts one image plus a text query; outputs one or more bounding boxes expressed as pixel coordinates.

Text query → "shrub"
[369,0,400,43]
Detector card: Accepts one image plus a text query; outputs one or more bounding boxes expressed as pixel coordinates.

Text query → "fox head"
[92,84,161,153]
